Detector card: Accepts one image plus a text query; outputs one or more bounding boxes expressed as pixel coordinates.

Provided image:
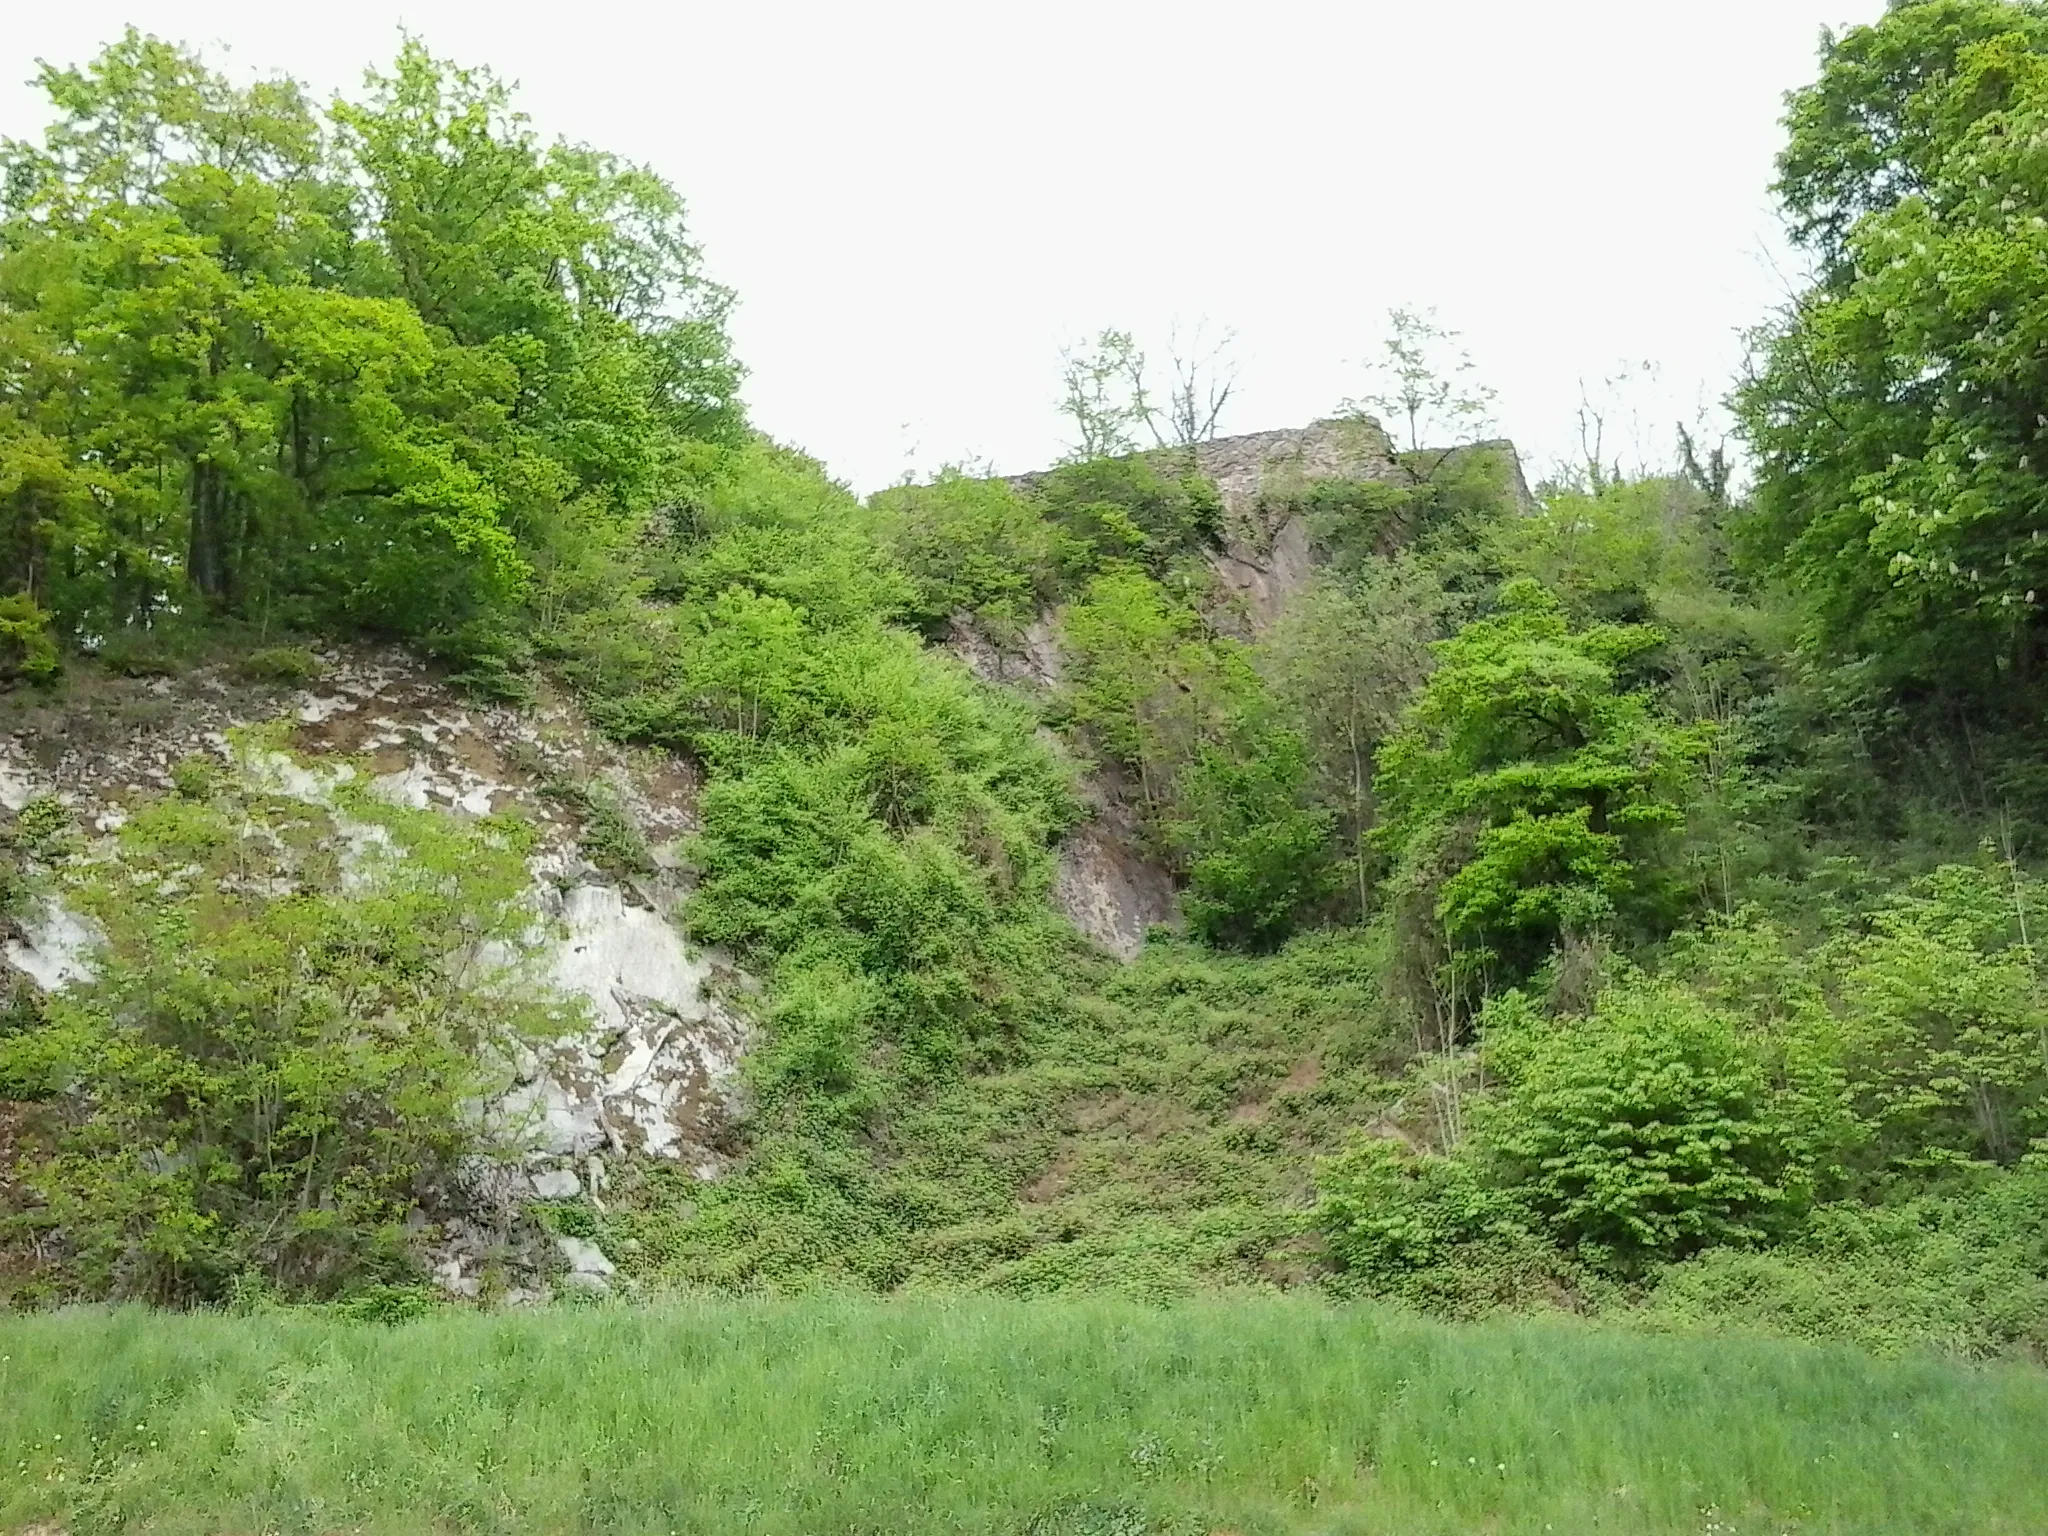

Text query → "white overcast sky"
[2,1,1886,492]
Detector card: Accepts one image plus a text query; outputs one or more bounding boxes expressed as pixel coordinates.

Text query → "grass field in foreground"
[3,1297,2045,1536]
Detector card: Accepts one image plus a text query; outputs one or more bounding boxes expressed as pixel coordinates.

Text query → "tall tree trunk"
[187,458,230,604]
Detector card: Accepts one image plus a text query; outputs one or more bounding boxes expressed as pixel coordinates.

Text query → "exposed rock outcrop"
[985,419,1532,961]
[1001,417,1422,634]
[2,897,98,991]
[1051,767,1179,961]
[1190,418,1399,629]
[0,646,749,1296]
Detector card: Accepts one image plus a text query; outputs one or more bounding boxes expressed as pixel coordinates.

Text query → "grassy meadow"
[4,1296,2045,1536]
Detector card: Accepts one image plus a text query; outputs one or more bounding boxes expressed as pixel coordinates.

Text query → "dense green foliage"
[1298,1,2048,1341]
[1479,979,1816,1268]
[603,929,1395,1295]
[10,6,2048,1396]
[866,453,1222,635]
[0,739,555,1305]
[8,1296,2048,1536]
[0,30,739,678]
[1373,580,1705,1007]
[534,442,1083,1284]
[1741,0,2048,697]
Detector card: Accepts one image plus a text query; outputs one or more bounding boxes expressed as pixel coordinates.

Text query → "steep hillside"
[0,645,746,1302]
[8,7,2048,1378]
[0,416,1526,1307]
[16,7,2048,1533]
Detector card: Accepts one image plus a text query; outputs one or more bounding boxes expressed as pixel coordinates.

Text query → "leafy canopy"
[1739,0,2048,692]
[0,30,740,672]
[1375,580,1706,994]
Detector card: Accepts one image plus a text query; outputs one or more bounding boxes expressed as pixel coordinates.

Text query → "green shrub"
[0,770,550,1303]
[1830,864,2048,1174]
[444,626,539,706]
[541,776,653,878]
[95,619,207,679]
[1317,1136,1508,1280]
[11,796,75,862]
[867,472,1070,628]
[329,1281,445,1324]
[237,645,325,685]
[0,594,58,684]
[1644,1170,2048,1358]
[168,755,219,800]
[1176,734,1337,951]
[1030,455,1222,575]
[1479,981,1814,1272]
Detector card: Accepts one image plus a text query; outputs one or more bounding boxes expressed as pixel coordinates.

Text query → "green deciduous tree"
[1174,732,1337,951]
[1031,454,1222,578]
[1832,863,2048,1172]
[1491,476,1718,627]
[1375,580,1707,1013]
[1343,306,1496,460]
[1058,568,1201,782]
[1260,560,1456,917]
[1740,0,2048,694]
[0,30,740,673]
[1057,329,1153,461]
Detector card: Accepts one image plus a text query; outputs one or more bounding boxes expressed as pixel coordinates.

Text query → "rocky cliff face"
[1000,419,1398,632]
[986,420,1528,960]
[1189,418,1401,629]
[0,647,748,1296]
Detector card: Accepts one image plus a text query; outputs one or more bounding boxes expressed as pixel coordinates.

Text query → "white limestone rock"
[3,897,101,990]
[530,1167,581,1200]
[512,884,745,1169]
[555,1234,616,1291]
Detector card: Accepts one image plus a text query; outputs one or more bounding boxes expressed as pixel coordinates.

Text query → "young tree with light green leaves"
[1343,306,1495,460]
[1374,580,1708,1017]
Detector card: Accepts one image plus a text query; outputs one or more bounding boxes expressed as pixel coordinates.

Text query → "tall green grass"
[5,1296,2044,1535]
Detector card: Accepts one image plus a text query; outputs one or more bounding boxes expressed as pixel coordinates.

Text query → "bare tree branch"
[1163,321,1238,447]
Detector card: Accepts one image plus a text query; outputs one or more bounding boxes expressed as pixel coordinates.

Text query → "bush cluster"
[0,749,554,1304]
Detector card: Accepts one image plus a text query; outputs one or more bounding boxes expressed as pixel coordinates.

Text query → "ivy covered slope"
[7,1,2048,1372]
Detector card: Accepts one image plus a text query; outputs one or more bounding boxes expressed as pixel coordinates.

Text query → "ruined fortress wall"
[1007,418,1528,629]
